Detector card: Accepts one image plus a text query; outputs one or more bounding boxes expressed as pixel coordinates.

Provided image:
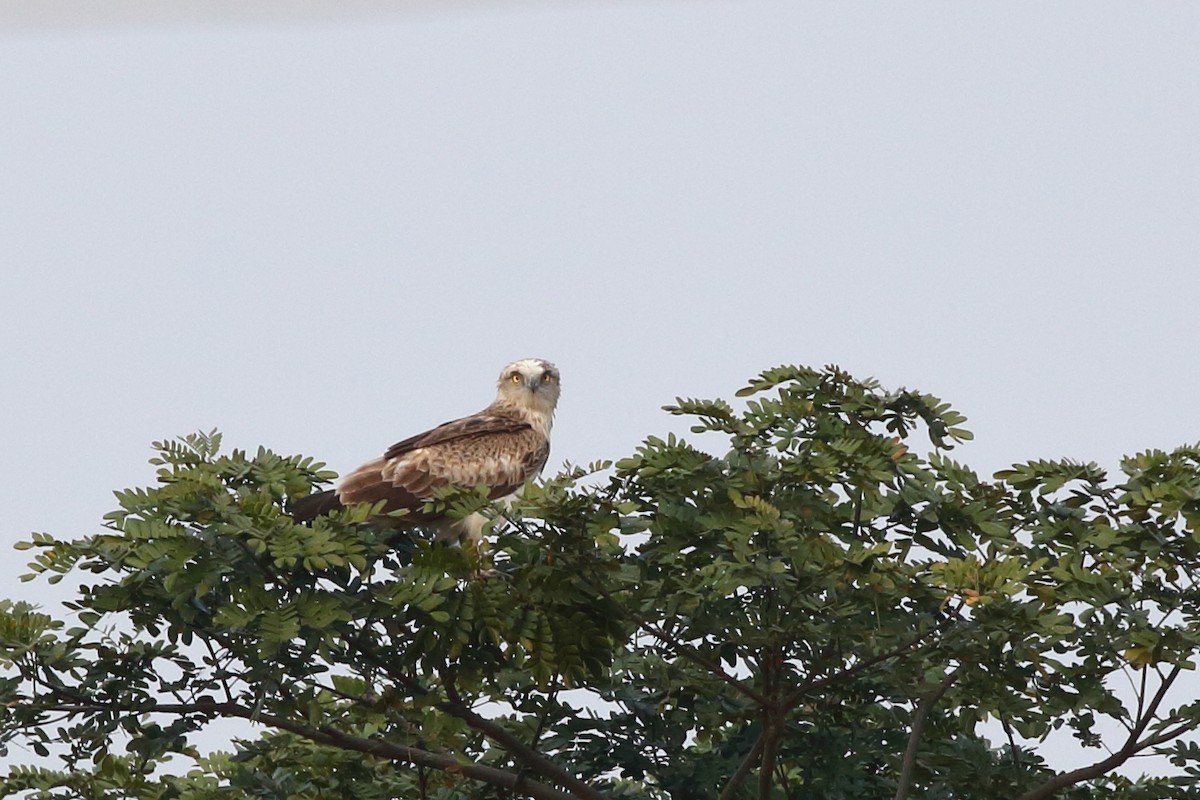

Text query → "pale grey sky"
[1,0,1198,780]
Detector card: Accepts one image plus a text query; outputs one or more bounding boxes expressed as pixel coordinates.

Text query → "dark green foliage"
[4,367,1200,800]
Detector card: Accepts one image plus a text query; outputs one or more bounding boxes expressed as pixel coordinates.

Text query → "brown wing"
[336,413,549,522]
[383,414,532,460]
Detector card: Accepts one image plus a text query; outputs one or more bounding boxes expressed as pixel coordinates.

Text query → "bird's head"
[495,358,561,422]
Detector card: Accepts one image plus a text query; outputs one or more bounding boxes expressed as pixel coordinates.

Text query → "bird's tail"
[290,489,344,523]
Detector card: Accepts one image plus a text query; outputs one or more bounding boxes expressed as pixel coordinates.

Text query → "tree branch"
[718,727,766,800]
[756,648,783,800]
[441,671,610,800]
[37,699,595,800]
[783,614,957,713]
[1137,717,1200,751]
[581,576,769,706]
[1130,664,1181,744]
[893,668,959,800]
[1014,664,1184,800]
[341,631,608,800]
[757,716,783,800]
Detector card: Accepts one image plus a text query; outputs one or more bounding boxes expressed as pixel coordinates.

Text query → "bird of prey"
[291,358,560,543]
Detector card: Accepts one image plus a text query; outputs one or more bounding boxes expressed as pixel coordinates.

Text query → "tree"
[4,364,1200,800]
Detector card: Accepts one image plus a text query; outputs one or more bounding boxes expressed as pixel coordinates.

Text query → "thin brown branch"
[1014,743,1133,800]
[783,614,957,713]
[1130,664,1181,743]
[757,716,783,800]
[343,635,607,800]
[578,574,769,706]
[1014,664,1184,800]
[515,680,561,797]
[1132,662,1148,730]
[716,647,791,800]
[635,614,769,705]
[852,486,864,539]
[999,713,1020,769]
[440,671,610,800]
[1137,718,1200,751]
[756,649,783,800]
[718,729,766,800]
[893,668,959,800]
[38,699,592,800]
[261,707,588,800]
[775,757,792,797]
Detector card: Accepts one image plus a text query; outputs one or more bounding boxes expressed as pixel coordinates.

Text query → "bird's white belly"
[440,490,520,544]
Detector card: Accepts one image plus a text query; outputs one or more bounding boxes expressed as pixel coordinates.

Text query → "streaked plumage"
[291,358,560,543]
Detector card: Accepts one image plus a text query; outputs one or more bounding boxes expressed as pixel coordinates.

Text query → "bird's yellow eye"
[510,373,522,383]
[543,372,556,382]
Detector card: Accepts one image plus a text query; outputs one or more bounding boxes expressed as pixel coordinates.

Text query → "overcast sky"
[2,0,1198,779]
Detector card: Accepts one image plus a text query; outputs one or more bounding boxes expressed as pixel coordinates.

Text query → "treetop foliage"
[4,363,1200,799]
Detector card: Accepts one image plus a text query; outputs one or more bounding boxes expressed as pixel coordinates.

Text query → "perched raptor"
[291,358,560,543]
